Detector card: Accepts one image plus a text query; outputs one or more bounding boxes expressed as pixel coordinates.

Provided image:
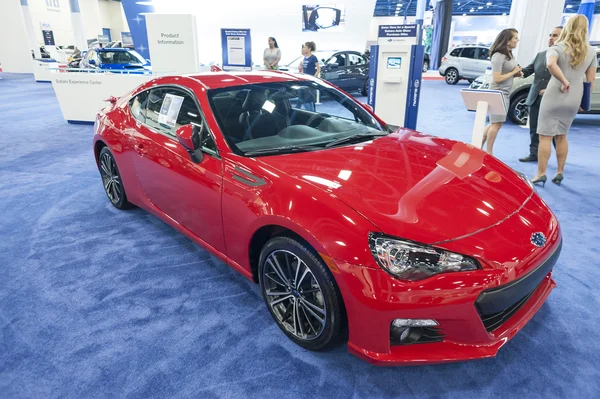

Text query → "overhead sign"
[378,24,418,45]
[221,29,252,71]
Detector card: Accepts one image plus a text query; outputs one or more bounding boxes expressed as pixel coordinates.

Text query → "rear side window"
[460,48,477,59]
[129,91,149,123]
[450,48,461,57]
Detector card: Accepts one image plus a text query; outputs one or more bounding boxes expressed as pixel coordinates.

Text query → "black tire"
[98,147,133,209]
[422,60,429,73]
[361,79,368,96]
[508,91,529,126]
[467,79,474,84]
[258,236,345,351]
[445,68,459,85]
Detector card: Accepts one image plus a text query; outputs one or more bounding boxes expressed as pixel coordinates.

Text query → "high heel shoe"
[532,175,547,187]
[552,173,564,186]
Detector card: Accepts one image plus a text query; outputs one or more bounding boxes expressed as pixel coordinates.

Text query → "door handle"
[134,144,147,156]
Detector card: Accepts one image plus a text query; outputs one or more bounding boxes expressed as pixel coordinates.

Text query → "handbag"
[581,81,592,112]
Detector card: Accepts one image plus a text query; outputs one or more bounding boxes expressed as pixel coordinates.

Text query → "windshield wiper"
[325,133,387,148]
[244,145,320,157]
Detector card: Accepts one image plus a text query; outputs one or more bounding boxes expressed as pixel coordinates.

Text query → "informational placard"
[158,93,184,127]
[221,29,252,71]
[378,24,418,45]
[40,22,55,46]
[98,34,110,44]
[145,14,201,74]
[121,32,133,47]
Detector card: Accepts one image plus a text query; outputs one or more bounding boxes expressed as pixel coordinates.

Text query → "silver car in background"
[439,45,491,85]
[470,47,600,125]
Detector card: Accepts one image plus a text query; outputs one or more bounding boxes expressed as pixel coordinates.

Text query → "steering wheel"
[306,113,326,128]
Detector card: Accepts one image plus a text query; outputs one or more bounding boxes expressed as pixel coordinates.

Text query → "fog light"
[392,318,438,328]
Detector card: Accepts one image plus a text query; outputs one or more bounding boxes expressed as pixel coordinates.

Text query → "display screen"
[387,57,402,69]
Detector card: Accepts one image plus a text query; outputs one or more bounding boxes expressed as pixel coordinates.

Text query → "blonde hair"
[558,15,589,68]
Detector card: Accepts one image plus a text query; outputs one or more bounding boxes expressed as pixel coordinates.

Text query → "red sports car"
[93,71,561,365]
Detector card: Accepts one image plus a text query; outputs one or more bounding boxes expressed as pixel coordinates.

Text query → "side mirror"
[89,59,96,66]
[176,124,204,163]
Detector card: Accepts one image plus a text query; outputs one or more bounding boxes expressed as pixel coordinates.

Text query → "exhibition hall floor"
[1,73,599,398]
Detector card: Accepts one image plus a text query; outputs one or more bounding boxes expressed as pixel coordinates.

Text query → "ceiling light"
[502,13,507,16]
[487,2,492,5]
[478,6,484,9]
[566,5,573,8]
[463,13,467,16]
[470,8,475,12]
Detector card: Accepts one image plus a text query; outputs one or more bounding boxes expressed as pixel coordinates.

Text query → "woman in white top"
[264,37,281,70]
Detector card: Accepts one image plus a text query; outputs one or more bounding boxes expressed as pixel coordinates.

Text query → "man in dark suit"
[519,26,562,162]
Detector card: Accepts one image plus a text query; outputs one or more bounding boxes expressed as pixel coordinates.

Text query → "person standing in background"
[298,41,320,77]
[481,29,523,155]
[297,42,320,111]
[263,37,281,70]
[532,15,597,187]
[519,26,563,163]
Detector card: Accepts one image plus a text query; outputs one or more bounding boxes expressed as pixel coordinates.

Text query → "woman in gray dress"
[263,37,281,70]
[533,15,597,186]
[481,29,523,155]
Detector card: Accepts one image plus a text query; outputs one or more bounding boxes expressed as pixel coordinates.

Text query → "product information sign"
[158,94,184,127]
[221,29,252,71]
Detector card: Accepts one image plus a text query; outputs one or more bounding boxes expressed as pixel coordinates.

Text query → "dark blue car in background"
[79,48,151,74]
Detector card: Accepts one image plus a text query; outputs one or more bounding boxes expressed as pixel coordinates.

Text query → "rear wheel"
[98,147,132,209]
[361,79,368,96]
[258,236,344,351]
[508,92,529,126]
[445,68,459,85]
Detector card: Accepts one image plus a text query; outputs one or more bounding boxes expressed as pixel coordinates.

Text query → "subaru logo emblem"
[531,232,546,248]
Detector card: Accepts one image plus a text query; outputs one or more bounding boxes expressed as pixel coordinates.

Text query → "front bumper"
[332,197,561,365]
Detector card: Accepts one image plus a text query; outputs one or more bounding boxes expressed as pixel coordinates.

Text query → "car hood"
[257,130,533,244]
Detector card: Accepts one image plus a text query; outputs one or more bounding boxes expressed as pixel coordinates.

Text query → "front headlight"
[368,233,480,281]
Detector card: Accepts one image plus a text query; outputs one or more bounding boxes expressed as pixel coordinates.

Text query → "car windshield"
[99,50,145,65]
[207,80,387,157]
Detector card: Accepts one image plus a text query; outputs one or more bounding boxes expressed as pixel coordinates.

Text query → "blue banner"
[221,29,252,71]
[578,0,596,33]
[367,45,379,108]
[120,0,155,60]
[404,45,424,130]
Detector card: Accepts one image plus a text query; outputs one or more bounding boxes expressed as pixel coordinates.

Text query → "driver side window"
[141,87,217,154]
[327,53,346,67]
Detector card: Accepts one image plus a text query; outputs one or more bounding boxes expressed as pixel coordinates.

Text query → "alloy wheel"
[514,98,529,125]
[100,152,122,204]
[446,69,458,84]
[263,249,326,341]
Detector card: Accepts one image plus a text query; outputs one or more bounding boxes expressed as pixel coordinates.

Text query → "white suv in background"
[439,45,491,85]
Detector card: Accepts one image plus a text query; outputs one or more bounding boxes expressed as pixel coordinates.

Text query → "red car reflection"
[93,71,561,365]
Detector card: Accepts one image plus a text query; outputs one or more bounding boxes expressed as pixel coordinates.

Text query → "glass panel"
[207,81,386,157]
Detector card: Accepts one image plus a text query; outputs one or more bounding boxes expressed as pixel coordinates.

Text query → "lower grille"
[480,289,535,332]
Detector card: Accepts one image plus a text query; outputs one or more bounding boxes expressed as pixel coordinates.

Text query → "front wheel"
[508,92,529,126]
[445,68,459,85]
[258,236,345,351]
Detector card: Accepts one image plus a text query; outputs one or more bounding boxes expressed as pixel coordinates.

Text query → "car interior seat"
[239,90,287,141]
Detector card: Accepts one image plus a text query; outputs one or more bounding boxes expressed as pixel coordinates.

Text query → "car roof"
[183,71,312,90]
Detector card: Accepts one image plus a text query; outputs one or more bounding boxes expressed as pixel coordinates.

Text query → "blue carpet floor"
[1,73,599,398]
